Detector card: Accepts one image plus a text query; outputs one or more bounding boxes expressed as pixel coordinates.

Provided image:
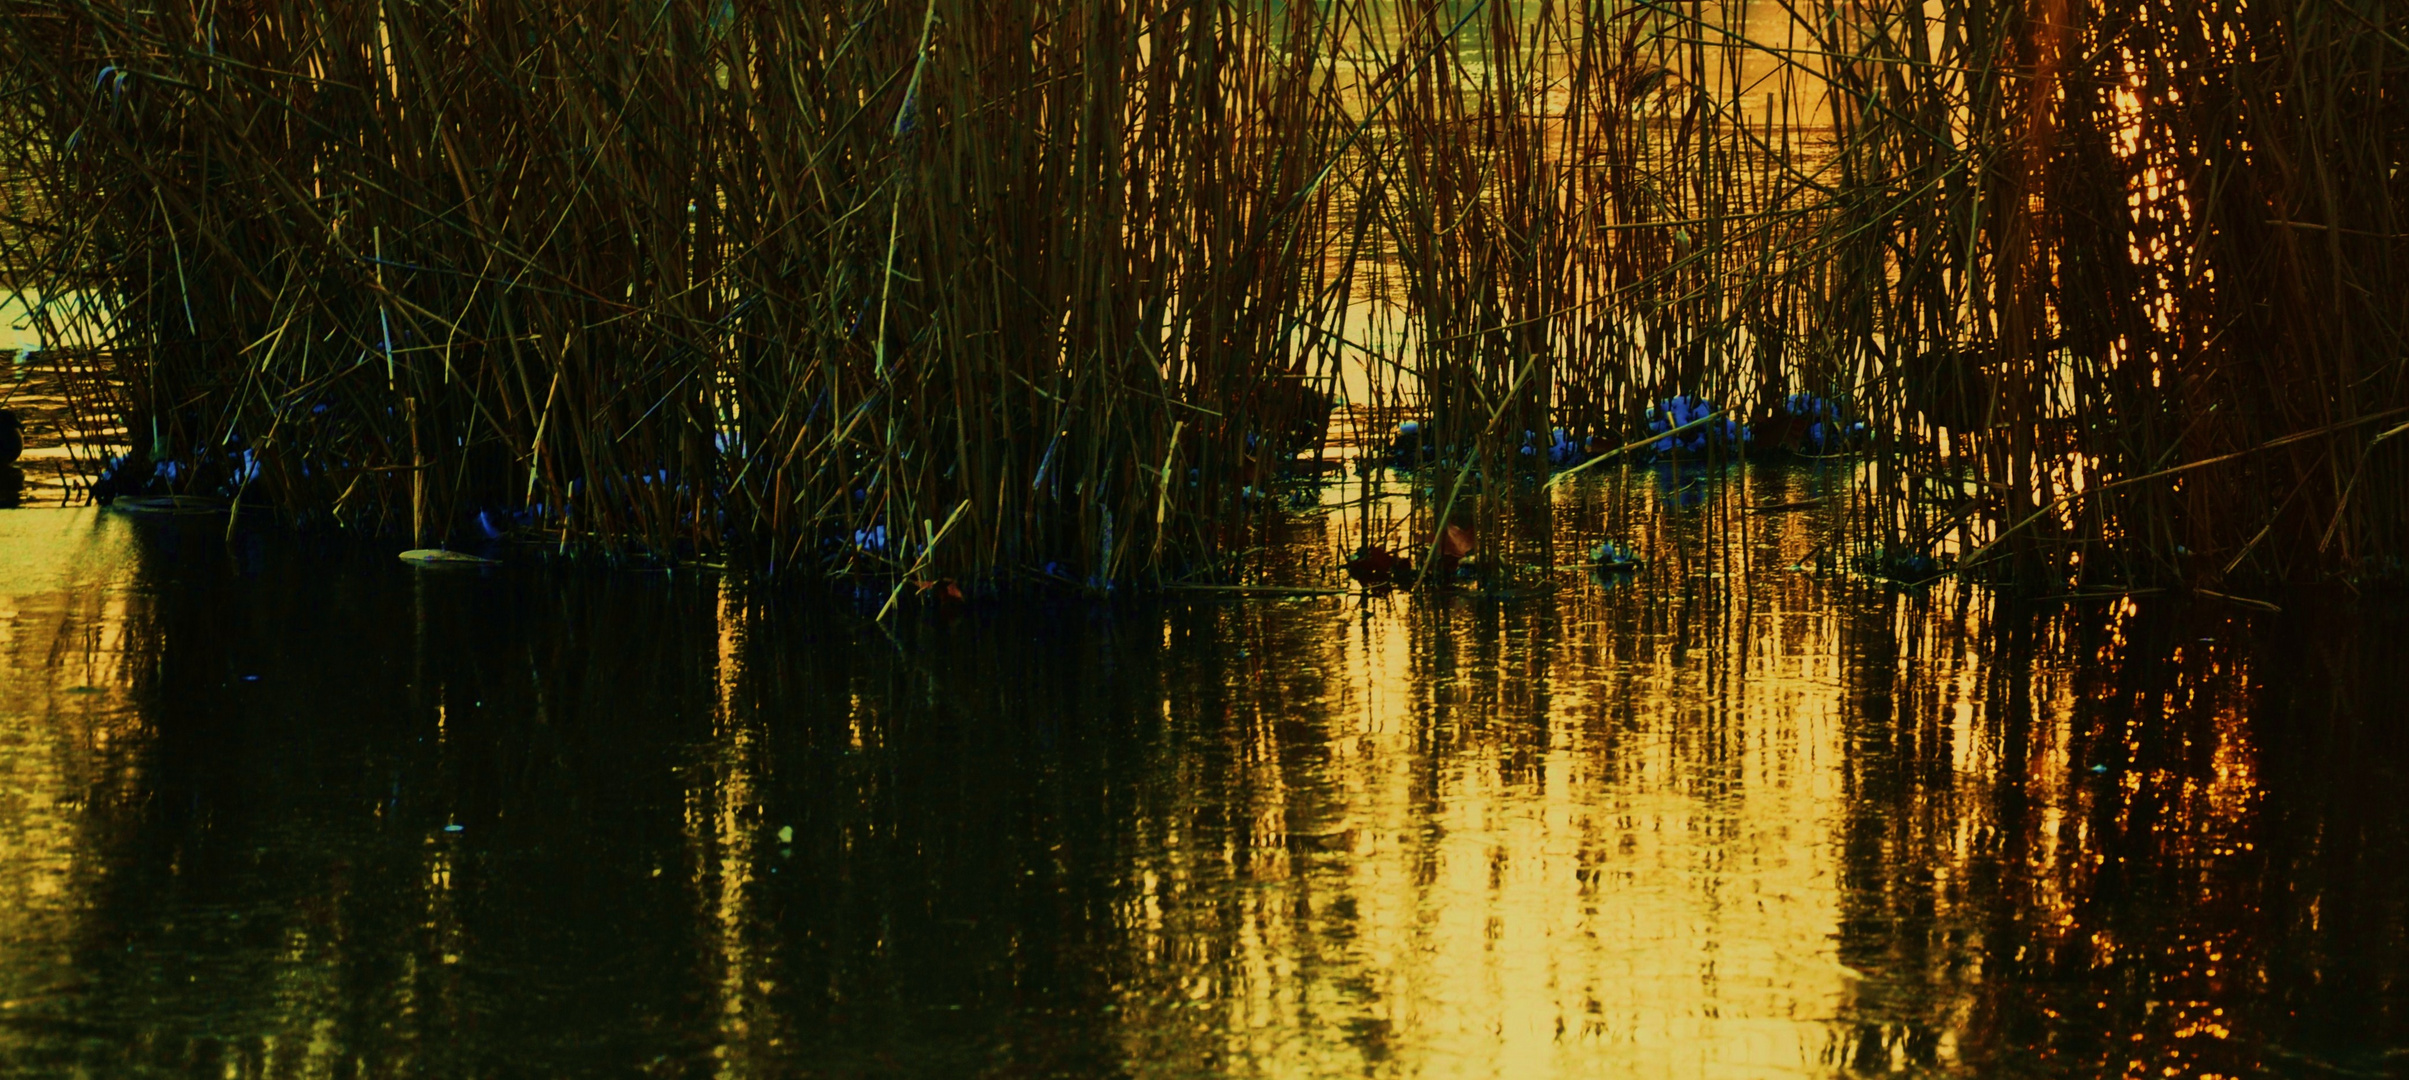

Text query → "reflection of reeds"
[2,0,2404,589]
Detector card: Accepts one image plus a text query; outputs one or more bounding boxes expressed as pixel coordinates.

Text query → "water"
[2,289,108,509]
[0,480,2406,1078]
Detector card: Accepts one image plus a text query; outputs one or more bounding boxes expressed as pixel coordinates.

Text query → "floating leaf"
[399,549,499,567]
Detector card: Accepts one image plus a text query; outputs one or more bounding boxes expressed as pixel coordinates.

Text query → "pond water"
[0,474,2405,1078]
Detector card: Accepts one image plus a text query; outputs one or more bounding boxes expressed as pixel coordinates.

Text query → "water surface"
[0,484,2404,1078]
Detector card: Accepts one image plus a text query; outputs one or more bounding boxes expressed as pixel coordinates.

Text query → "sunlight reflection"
[0,492,2390,1076]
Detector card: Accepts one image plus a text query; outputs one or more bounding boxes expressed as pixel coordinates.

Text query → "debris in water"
[2196,588,2282,613]
[1345,544,1406,586]
[399,549,500,567]
[1859,547,1947,585]
[1645,396,1748,456]
[1588,541,1644,574]
[108,495,231,516]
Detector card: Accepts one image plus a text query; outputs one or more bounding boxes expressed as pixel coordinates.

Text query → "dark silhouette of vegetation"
[1,0,2403,592]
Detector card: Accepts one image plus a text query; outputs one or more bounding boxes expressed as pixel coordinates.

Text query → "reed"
[1810,0,2409,588]
[1342,0,2409,591]
[0,0,1363,586]
[2,0,2404,590]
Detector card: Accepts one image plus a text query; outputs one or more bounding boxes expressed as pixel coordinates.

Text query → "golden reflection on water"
[1119,610,1858,1076]
[0,510,144,1044]
[1104,471,1866,1077]
[703,575,775,1075]
[0,488,2399,1076]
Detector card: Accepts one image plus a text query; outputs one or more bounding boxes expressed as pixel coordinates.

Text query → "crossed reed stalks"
[1,0,2402,591]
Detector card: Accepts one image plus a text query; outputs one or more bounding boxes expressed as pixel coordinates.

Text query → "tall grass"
[0,0,1362,584]
[2,0,2405,590]
[1345,0,2409,591]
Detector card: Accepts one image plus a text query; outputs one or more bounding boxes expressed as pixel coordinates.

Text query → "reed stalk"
[1,0,2403,589]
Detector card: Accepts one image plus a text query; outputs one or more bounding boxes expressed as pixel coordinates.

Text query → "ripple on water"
[0,476,2402,1079]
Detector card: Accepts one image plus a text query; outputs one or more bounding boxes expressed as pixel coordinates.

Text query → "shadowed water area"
[0,474,2406,1078]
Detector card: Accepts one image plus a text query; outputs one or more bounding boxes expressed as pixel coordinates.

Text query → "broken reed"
[3,0,2406,589]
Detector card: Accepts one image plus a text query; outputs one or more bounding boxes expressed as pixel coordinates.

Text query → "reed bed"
[0,0,1364,586]
[1,0,2404,591]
